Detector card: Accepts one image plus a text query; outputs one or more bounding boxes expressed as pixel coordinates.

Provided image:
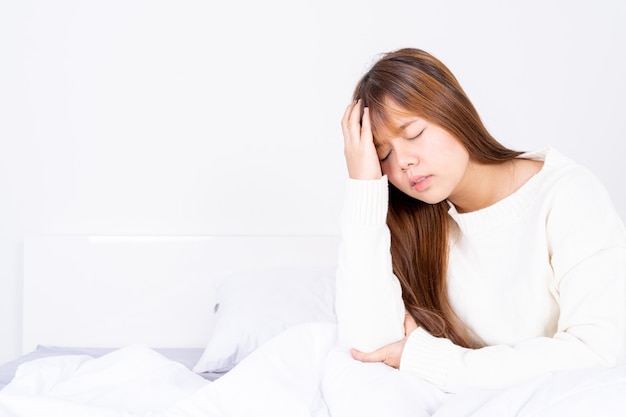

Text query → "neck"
[449,160,517,213]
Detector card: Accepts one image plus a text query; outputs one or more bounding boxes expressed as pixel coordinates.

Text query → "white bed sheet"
[1,322,625,417]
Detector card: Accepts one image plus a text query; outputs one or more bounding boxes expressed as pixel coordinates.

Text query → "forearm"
[335,177,405,352]
[401,246,626,393]
[401,327,615,393]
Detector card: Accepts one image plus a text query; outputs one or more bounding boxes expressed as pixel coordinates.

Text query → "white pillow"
[193,265,337,374]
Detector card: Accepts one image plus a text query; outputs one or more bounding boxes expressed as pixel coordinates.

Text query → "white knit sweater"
[335,148,626,393]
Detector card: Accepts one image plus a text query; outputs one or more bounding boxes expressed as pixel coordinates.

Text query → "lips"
[409,175,431,192]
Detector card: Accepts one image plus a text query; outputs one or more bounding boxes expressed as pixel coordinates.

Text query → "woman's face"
[375,106,471,205]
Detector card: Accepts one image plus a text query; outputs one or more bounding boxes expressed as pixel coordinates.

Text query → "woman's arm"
[335,176,406,352]
[399,243,626,393]
[337,100,406,352]
[387,168,626,392]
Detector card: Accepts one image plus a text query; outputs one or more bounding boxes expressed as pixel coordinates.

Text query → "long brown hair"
[353,48,523,348]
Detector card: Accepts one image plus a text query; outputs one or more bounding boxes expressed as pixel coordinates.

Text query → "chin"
[403,189,447,205]
[417,196,447,205]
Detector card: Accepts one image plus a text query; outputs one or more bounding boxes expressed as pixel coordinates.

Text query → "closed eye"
[376,144,391,162]
[407,128,425,141]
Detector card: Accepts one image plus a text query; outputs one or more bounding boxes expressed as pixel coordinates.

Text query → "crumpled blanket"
[1,322,625,417]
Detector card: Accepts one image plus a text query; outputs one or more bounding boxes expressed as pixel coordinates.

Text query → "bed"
[1,234,625,416]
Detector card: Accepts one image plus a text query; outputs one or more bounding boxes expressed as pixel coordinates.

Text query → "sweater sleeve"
[400,168,626,393]
[335,176,406,352]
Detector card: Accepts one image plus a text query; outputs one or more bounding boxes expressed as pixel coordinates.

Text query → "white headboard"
[22,235,340,354]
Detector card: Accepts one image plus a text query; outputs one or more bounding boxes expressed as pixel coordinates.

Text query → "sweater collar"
[446,148,553,233]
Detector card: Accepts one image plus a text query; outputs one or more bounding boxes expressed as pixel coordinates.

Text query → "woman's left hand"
[351,311,418,369]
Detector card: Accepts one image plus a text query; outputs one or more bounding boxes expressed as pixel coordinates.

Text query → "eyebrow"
[398,118,420,130]
[373,138,388,149]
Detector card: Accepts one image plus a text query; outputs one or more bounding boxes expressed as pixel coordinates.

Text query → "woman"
[336,47,626,394]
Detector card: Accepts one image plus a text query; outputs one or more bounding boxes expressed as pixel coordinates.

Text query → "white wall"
[1,0,625,364]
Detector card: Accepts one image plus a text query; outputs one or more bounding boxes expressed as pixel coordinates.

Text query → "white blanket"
[1,322,625,417]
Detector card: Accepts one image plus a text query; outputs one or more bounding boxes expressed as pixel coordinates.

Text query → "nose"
[394,144,418,171]
[400,160,415,171]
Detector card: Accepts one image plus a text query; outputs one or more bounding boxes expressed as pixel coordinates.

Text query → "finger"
[350,347,386,363]
[404,312,419,335]
[346,99,364,142]
[361,105,370,129]
[341,101,361,145]
[341,100,356,132]
[360,106,373,141]
[405,321,418,335]
[341,99,360,127]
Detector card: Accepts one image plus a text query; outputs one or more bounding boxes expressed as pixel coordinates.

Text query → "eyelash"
[409,128,425,141]
[379,128,424,163]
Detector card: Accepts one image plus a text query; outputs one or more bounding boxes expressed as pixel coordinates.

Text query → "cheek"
[385,170,406,191]
[380,162,399,180]
[380,161,391,176]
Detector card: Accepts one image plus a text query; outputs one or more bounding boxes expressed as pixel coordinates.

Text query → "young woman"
[336,47,626,394]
